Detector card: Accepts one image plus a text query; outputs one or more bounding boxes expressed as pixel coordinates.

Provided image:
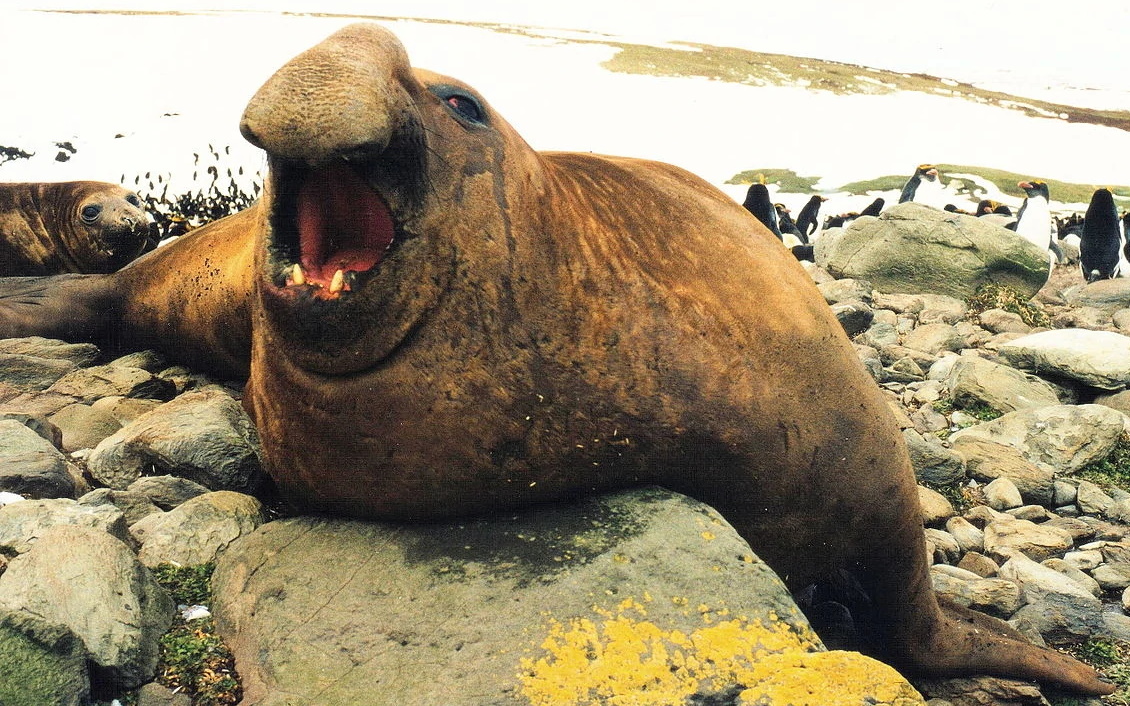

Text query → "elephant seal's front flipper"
[0,274,118,344]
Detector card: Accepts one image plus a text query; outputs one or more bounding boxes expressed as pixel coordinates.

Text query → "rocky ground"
[2,252,1130,705]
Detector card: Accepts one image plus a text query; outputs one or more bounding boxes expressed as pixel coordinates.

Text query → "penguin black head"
[1018,180,1050,200]
[915,164,939,181]
[742,183,782,239]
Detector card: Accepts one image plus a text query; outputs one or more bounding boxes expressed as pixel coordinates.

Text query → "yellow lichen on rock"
[738,650,925,706]
[518,598,924,706]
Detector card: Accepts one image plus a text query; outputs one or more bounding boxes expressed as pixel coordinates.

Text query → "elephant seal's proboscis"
[0,23,1113,696]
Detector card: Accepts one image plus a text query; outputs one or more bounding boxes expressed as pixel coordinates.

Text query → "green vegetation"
[151,563,215,607]
[1075,434,1130,492]
[836,175,910,195]
[1061,639,1130,705]
[936,164,1130,205]
[724,168,822,192]
[931,397,1002,424]
[599,40,1130,136]
[768,166,1130,206]
[158,618,240,705]
[965,282,1051,328]
[151,562,241,706]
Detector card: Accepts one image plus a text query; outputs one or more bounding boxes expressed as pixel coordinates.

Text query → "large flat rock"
[213,487,921,706]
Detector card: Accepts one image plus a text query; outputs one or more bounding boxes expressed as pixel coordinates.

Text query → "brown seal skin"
[0,24,1112,695]
[0,181,151,275]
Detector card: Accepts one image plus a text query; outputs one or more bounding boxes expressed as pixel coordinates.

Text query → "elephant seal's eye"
[81,205,102,222]
[126,194,142,207]
[433,86,487,125]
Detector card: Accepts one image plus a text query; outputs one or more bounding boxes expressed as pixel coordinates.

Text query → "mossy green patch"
[0,609,89,706]
[724,169,822,192]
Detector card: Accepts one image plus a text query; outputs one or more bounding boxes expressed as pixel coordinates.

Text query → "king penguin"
[898,164,947,209]
[1080,188,1123,282]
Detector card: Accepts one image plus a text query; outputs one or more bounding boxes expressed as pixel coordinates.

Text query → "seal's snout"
[240,23,414,165]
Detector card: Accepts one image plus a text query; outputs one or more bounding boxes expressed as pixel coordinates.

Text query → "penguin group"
[740,164,1130,286]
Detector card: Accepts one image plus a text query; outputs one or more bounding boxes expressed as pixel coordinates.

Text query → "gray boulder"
[46,364,176,404]
[47,402,123,453]
[0,337,99,366]
[1041,557,1101,597]
[830,299,875,338]
[949,404,1126,474]
[87,388,263,492]
[212,487,920,706]
[929,566,1022,617]
[902,428,965,485]
[944,356,1061,414]
[1000,552,1103,643]
[978,308,1031,334]
[0,498,131,554]
[77,488,163,526]
[1062,277,1130,310]
[127,475,210,510]
[816,277,873,304]
[0,420,77,499]
[949,437,1054,506]
[984,477,1024,511]
[998,328,1130,390]
[917,485,955,525]
[984,517,1073,563]
[0,525,174,688]
[814,202,1051,299]
[132,491,264,568]
[901,323,965,356]
[871,291,967,319]
[0,353,77,392]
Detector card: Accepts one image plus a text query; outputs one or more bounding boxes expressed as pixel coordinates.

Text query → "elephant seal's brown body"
[0,24,1112,695]
[0,181,151,275]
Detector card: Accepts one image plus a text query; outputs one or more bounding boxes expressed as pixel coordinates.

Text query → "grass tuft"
[965,283,1050,328]
[151,562,241,706]
[1075,434,1130,492]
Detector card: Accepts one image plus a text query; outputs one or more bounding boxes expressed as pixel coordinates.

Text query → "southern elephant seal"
[0,23,1112,696]
[0,181,151,275]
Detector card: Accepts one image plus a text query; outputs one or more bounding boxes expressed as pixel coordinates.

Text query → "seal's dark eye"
[440,92,485,124]
[81,205,101,222]
[126,194,141,207]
